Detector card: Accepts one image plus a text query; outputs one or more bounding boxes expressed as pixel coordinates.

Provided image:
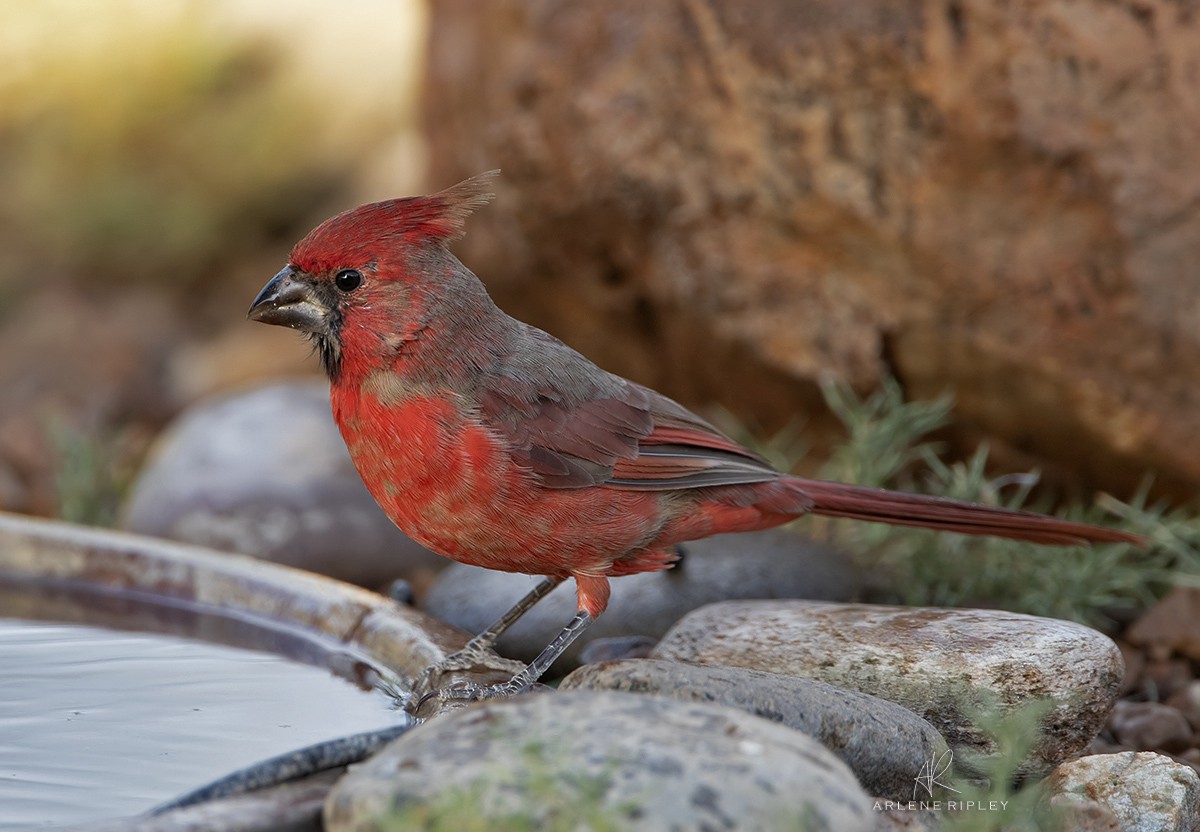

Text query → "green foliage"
[50,420,133,527]
[0,2,345,287]
[819,375,954,489]
[762,377,1196,630]
[941,697,1065,832]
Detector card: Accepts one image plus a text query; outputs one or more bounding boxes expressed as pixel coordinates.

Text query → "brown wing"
[479,327,781,490]
[604,386,783,490]
[480,376,652,488]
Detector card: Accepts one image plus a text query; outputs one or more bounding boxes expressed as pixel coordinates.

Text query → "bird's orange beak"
[248,266,329,334]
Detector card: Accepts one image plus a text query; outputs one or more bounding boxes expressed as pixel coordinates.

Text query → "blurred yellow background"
[1,1,429,518]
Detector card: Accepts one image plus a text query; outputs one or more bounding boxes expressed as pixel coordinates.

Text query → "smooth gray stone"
[324,690,875,832]
[577,635,658,665]
[121,382,445,587]
[561,658,950,802]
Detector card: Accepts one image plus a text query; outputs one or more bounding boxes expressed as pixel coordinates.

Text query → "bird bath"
[0,512,466,829]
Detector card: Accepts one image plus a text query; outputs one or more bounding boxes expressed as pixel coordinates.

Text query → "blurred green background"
[1,0,428,520]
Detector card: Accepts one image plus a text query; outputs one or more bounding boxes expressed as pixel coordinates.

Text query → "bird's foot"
[408,677,534,718]
[413,644,492,683]
[402,649,527,718]
[402,607,592,719]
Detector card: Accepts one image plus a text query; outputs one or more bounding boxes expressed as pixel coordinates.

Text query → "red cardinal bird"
[249,172,1142,710]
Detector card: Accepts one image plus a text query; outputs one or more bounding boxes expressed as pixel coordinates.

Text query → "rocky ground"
[116,381,1200,831]
[1096,587,1200,776]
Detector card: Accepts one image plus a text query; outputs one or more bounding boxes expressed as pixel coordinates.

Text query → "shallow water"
[0,587,405,829]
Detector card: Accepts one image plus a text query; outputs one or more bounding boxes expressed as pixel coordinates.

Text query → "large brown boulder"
[423,0,1200,494]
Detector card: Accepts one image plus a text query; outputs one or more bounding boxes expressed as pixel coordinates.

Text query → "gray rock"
[560,658,949,802]
[577,635,658,665]
[1048,752,1200,832]
[121,382,445,587]
[653,600,1123,775]
[420,529,859,671]
[870,804,942,831]
[324,690,874,832]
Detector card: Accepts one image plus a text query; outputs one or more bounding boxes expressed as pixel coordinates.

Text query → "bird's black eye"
[334,269,363,292]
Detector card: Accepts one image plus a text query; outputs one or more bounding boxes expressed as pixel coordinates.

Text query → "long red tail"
[790,478,1144,546]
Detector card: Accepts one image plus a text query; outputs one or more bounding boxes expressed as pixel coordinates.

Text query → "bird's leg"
[402,577,563,711]
[492,610,593,692]
[411,611,595,715]
[444,576,564,666]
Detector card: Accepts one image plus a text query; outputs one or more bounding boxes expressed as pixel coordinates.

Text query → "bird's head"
[247,171,498,381]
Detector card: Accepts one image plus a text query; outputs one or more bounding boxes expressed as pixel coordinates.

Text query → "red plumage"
[249,172,1143,704]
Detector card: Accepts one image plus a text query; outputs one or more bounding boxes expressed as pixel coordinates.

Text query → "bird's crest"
[291,170,499,273]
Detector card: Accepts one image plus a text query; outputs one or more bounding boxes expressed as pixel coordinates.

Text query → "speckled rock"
[324,691,874,832]
[1047,795,1122,832]
[653,600,1123,775]
[1048,752,1200,832]
[561,658,948,802]
[121,382,445,587]
[870,805,942,831]
[421,529,858,671]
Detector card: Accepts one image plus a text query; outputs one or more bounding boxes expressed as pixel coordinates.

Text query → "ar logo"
[914,748,961,799]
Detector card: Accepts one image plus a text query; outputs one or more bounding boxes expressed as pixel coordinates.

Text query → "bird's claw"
[401,650,528,718]
[408,678,532,719]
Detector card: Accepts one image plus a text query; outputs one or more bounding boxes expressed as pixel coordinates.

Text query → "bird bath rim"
[0,510,466,683]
